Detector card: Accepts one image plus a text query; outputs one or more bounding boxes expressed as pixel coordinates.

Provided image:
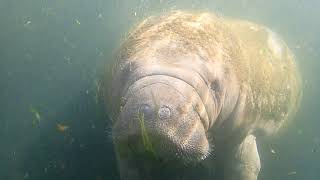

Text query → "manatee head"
[112,67,213,163]
[110,44,241,164]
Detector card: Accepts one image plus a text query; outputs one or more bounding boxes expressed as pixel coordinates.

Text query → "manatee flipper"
[224,135,261,180]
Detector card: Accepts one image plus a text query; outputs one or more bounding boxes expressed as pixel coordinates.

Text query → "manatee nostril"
[210,80,220,92]
[138,104,153,119]
[158,106,171,120]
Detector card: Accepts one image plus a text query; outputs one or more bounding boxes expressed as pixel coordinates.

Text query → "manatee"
[105,10,302,180]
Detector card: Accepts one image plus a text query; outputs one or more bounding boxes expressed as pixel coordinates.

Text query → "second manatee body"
[106,10,302,180]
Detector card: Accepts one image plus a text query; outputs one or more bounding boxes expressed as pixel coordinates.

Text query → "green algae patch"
[138,112,157,158]
[115,111,158,159]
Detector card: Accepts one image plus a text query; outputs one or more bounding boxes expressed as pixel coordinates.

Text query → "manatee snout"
[113,77,210,162]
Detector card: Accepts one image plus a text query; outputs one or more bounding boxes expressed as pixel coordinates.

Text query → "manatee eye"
[158,106,171,120]
[210,80,220,92]
[138,104,153,119]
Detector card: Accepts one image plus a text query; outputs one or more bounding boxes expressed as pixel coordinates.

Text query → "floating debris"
[56,123,69,132]
[134,11,137,16]
[287,171,297,175]
[24,20,32,27]
[94,80,102,104]
[270,148,276,154]
[63,56,71,64]
[97,13,103,19]
[11,151,17,160]
[30,105,41,126]
[75,19,81,25]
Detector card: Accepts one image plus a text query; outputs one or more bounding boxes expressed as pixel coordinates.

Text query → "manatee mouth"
[113,75,211,163]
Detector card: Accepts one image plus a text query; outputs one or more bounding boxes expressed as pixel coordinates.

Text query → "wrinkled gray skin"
[108,11,301,180]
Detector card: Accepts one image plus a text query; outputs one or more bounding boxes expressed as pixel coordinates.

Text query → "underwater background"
[0,0,319,179]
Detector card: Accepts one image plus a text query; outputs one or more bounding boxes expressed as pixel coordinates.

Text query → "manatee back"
[225,19,302,135]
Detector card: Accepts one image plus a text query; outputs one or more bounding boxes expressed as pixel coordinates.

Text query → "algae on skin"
[138,111,156,157]
[116,110,158,159]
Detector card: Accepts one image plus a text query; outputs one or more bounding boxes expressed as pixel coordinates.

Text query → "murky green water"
[0,0,319,180]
